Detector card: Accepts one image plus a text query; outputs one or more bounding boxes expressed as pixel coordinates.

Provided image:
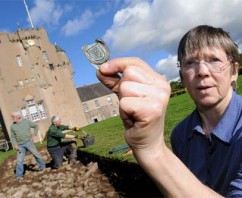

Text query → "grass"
[79,117,136,162]
[1,75,241,165]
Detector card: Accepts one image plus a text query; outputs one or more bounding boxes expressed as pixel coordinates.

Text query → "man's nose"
[196,62,210,76]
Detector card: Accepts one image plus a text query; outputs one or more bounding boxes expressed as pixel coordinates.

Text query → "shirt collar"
[189,91,242,144]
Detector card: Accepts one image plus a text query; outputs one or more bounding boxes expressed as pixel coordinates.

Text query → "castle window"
[28,104,40,121]
[16,55,23,67]
[37,103,47,119]
[21,100,47,122]
[42,51,49,62]
[49,64,54,70]
[21,107,30,120]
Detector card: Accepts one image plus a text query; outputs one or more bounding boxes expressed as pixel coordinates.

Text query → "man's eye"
[185,60,197,66]
[208,58,220,63]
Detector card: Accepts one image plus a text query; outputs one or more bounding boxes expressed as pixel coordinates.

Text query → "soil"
[0,147,163,198]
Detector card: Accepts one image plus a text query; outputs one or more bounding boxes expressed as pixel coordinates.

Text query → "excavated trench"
[0,148,163,197]
[78,151,163,197]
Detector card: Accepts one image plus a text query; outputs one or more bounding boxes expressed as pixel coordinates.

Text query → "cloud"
[102,0,242,80]
[61,1,118,36]
[104,0,242,55]
[156,55,179,81]
[29,0,63,27]
[61,10,94,36]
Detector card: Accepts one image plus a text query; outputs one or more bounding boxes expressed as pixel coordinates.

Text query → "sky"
[0,0,242,88]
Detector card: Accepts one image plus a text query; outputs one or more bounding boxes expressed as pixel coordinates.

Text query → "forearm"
[134,146,223,198]
[64,134,76,139]
[10,135,17,147]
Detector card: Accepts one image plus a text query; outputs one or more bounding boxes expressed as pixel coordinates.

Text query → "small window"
[94,100,100,108]
[21,107,30,120]
[16,55,23,67]
[28,104,40,121]
[27,100,34,105]
[112,110,118,116]
[22,100,47,122]
[38,103,47,119]
[82,103,89,112]
[49,64,54,70]
[106,96,113,105]
[42,51,49,62]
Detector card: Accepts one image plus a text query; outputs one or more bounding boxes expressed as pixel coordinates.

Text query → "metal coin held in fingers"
[82,39,110,67]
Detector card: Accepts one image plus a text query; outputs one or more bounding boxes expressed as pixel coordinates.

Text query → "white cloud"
[156,55,179,81]
[61,1,117,36]
[103,0,242,79]
[61,10,94,36]
[29,0,63,27]
[104,0,242,54]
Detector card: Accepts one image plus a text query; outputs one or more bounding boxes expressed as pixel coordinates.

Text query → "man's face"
[180,47,238,109]
[11,115,22,123]
[54,119,61,126]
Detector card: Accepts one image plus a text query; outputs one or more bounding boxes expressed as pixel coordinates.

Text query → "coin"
[82,39,110,67]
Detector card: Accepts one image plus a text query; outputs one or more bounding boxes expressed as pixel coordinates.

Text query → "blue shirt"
[171,92,242,197]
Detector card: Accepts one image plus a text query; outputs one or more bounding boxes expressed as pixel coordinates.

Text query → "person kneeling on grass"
[46,115,79,168]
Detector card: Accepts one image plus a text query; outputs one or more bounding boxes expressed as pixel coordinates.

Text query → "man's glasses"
[177,58,232,74]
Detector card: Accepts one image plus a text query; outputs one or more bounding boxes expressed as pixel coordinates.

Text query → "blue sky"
[1,0,242,88]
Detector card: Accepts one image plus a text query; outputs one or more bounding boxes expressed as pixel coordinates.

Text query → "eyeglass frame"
[177,56,233,73]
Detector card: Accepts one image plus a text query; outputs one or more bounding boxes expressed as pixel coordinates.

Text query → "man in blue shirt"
[97,25,241,197]
[171,91,242,196]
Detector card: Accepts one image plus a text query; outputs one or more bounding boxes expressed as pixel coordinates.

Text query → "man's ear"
[231,62,239,82]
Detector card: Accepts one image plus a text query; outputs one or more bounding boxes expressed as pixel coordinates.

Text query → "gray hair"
[51,115,60,124]
[177,25,240,66]
[11,111,22,117]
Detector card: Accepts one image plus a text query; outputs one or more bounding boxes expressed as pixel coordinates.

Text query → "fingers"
[96,57,171,153]
[120,96,167,150]
[97,57,168,97]
[96,70,120,93]
[99,57,153,76]
[119,83,169,126]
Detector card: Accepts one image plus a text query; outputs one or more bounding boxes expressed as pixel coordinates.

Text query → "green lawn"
[1,75,241,165]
